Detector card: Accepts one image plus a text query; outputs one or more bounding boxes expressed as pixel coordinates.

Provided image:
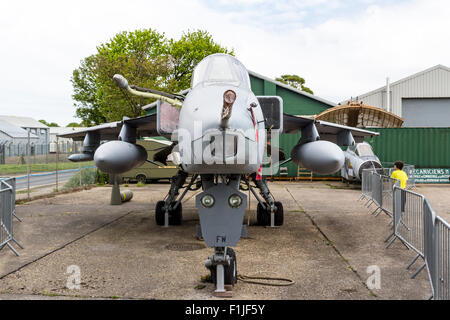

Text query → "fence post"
[56,137,59,192]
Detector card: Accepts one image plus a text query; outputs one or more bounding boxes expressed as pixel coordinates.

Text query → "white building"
[342,65,450,127]
[49,127,87,153]
[0,115,49,156]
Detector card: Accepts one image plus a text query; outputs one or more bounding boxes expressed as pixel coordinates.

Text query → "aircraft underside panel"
[196,183,247,247]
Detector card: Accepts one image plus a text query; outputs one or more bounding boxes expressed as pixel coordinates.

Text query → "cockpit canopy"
[191,53,251,89]
[348,142,375,157]
[356,143,375,157]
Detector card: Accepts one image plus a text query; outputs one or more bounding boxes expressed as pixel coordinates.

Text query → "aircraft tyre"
[257,202,270,226]
[168,201,182,225]
[155,200,165,225]
[274,201,284,226]
[209,248,237,285]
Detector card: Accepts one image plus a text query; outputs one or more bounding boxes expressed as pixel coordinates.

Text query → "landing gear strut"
[257,201,284,226]
[205,247,237,297]
[155,170,197,227]
[244,175,284,227]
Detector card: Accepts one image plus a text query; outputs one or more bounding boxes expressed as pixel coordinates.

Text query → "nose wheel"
[205,247,237,297]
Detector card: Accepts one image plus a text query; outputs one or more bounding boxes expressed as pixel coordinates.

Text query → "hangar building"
[342,65,450,127]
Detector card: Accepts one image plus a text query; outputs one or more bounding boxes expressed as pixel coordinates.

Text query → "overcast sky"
[1,0,449,126]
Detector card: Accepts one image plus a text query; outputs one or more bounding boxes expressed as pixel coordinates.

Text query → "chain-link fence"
[0,141,97,200]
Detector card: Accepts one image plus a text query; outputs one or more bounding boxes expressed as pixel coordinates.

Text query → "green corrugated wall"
[365,128,450,168]
[250,74,333,176]
[249,76,331,116]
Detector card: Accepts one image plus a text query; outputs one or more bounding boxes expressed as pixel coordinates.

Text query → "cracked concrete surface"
[1,181,448,300]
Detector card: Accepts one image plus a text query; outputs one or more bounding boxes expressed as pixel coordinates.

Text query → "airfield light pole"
[27,131,30,200]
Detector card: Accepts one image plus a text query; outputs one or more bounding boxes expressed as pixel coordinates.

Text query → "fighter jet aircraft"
[341,142,383,181]
[60,53,379,296]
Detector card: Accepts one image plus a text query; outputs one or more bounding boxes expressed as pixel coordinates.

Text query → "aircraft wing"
[58,114,158,141]
[282,114,379,144]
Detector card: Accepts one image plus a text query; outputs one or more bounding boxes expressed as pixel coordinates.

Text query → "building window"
[40,129,46,135]
[30,128,37,134]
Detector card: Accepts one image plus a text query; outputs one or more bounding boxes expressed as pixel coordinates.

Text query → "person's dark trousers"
[401,189,406,212]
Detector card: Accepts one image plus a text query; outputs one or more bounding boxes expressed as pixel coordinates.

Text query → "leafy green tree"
[72,55,107,126]
[38,120,59,127]
[166,30,234,92]
[275,74,314,95]
[71,29,232,126]
[66,122,81,127]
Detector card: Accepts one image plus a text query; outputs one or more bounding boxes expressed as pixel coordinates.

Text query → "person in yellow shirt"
[391,161,408,189]
[391,161,408,212]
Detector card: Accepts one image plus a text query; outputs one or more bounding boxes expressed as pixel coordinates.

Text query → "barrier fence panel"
[360,169,373,201]
[371,172,382,208]
[379,175,399,218]
[0,178,22,256]
[387,187,425,267]
[0,179,12,248]
[435,216,450,300]
[423,198,436,299]
[360,167,449,299]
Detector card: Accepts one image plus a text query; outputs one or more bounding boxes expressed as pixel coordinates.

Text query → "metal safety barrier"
[379,175,398,218]
[360,171,450,300]
[386,187,425,272]
[423,198,436,299]
[360,169,374,201]
[0,178,23,256]
[434,216,450,300]
[361,170,398,218]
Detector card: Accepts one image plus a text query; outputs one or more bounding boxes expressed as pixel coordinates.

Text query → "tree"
[275,74,314,95]
[71,29,232,126]
[72,55,107,126]
[39,120,59,127]
[66,122,81,127]
[166,30,234,92]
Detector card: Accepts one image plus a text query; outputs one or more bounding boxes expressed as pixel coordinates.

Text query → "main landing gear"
[155,170,200,227]
[244,174,284,227]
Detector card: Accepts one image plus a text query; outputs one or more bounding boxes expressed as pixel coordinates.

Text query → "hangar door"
[402,98,450,127]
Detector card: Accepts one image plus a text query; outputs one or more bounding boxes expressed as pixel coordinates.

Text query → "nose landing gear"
[205,247,237,297]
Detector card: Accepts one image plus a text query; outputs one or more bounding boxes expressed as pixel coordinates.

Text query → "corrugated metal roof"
[342,64,450,103]
[49,127,88,135]
[0,115,49,128]
[0,120,39,139]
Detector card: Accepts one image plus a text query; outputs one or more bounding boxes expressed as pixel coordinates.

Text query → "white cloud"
[0,0,449,125]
